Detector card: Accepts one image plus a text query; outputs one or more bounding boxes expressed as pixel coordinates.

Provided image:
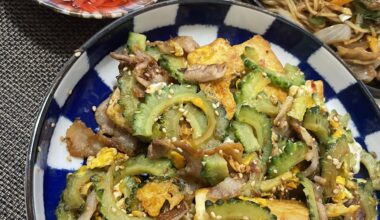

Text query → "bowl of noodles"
[258,0,380,97]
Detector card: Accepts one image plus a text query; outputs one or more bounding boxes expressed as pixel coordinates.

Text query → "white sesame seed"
[168,94,173,99]
[162,128,167,133]
[169,89,174,94]
[238,173,243,178]
[216,216,222,220]
[171,137,177,142]
[74,51,81,57]
[210,211,216,218]
[67,89,72,95]
[92,106,97,112]
[215,110,219,116]
[219,150,223,155]
[250,181,255,187]
[201,161,206,166]
[176,147,183,153]
[234,149,240,153]
[38,146,42,152]
[332,158,339,165]
[179,108,185,112]
[327,155,332,160]
[333,189,339,194]
[51,122,56,128]
[273,169,278,174]
[183,110,188,116]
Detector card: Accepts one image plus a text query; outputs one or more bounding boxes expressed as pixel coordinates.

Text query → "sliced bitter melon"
[201,154,229,185]
[358,181,378,220]
[117,155,176,180]
[251,92,280,117]
[213,106,229,140]
[235,106,272,164]
[260,171,293,192]
[56,201,76,220]
[205,198,277,220]
[321,137,350,197]
[184,104,208,139]
[133,85,216,146]
[117,72,140,128]
[360,151,380,190]
[160,108,183,139]
[100,164,151,220]
[242,47,305,90]
[298,174,320,220]
[236,70,271,105]
[127,32,147,53]
[268,141,308,178]
[158,54,187,83]
[303,106,330,144]
[232,121,260,153]
[287,91,314,121]
[62,168,99,210]
[145,45,162,61]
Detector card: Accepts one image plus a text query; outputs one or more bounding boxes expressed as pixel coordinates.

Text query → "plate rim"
[25,0,380,219]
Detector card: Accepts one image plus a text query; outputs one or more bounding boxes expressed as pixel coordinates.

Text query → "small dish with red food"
[35,0,156,18]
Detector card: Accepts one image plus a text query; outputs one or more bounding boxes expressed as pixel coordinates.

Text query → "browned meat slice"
[207,177,244,200]
[148,139,244,184]
[110,50,170,89]
[95,98,139,155]
[151,36,200,55]
[156,201,189,220]
[184,63,227,83]
[66,120,112,157]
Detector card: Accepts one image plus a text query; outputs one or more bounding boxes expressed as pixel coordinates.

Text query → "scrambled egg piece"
[136,181,184,217]
[239,197,309,220]
[187,36,289,117]
[187,38,243,119]
[87,147,126,169]
[332,185,354,203]
[106,88,131,132]
[326,203,360,217]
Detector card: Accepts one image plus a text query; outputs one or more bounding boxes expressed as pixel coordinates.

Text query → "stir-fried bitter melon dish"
[57,33,379,220]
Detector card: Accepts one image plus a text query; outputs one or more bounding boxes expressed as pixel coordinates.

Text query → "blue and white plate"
[26,0,380,219]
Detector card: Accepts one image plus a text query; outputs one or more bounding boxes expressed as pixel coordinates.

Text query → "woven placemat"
[0,0,110,218]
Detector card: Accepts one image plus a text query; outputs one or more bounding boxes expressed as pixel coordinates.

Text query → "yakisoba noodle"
[261,0,380,84]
